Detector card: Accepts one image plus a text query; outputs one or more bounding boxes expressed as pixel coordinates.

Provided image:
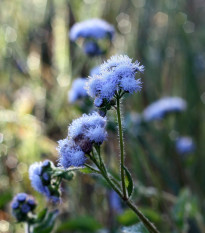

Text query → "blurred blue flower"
[11,193,36,222]
[68,78,87,103]
[86,55,144,103]
[83,41,102,57]
[143,97,187,121]
[70,18,114,41]
[57,138,86,169]
[109,190,122,213]
[176,137,195,155]
[16,193,27,202]
[29,161,60,203]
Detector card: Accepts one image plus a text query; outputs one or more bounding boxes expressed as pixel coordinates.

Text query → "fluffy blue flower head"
[29,161,60,203]
[57,139,86,169]
[68,112,107,145]
[86,55,144,105]
[70,18,114,41]
[90,66,100,76]
[143,97,187,121]
[68,78,87,103]
[11,193,36,222]
[57,112,107,168]
[176,137,195,155]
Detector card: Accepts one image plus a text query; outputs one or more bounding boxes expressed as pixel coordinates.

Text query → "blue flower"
[21,204,31,214]
[11,193,36,222]
[68,112,107,144]
[70,18,114,41]
[90,66,101,76]
[86,55,144,102]
[143,97,187,121]
[83,41,102,57]
[176,137,195,155]
[68,78,88,103]
[57,139,86,169]
[29,161,60,202]
[108,190,122,213]
[16,193,27,202]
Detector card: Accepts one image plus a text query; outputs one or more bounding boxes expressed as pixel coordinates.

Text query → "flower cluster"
[143,97,187,121]
[11,193,36,222]
[29,160,60,203]
[86,55,144,107]
[175,137,195,155]
[57,112,107,169]
[70,18,114,56]
[70,18,114,41]
[68,78,87,103]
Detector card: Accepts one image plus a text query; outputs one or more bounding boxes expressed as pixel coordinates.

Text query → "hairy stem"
[90,151,160,233]
[116,94,127,199]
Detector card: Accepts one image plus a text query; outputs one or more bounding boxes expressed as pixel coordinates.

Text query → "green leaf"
[121,222,150,233]
[123,166,133,197]
[117,209,139,226]
[80,167,95,174]
[36,208,48,223]
[56,215,101,233]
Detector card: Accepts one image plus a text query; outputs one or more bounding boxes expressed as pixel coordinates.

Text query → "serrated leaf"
[121,222,150,233]
[123,166,133,197]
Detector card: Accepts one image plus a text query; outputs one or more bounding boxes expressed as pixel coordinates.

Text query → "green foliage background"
[0,0,205,232]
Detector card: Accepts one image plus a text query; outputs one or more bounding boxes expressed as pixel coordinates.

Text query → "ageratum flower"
[29,160,60,203]
[86,55,144,106]
[143,97,187,121]
[70,19,114,56]
[70,18,114,41]
[11,193,36,222]
[68,112,107,145]
[68,78,87,103]
[57,139,86,169]
[90,66,100,76]
[57,112,107,168]
[176,137,195,155]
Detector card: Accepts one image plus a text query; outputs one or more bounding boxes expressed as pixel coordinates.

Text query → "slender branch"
[116,94,127,199]
[89,148,161,233]
[126,200,160,233]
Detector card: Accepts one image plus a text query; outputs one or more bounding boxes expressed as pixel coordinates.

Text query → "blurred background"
[0,0,205,232]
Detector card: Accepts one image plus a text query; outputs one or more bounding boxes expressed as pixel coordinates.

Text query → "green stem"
[116,94,127,199]
[89,152,160,233]
[126,200,160,233]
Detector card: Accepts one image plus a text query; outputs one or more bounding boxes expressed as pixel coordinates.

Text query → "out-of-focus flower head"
[70,18,114,56]
[29,160,60,203]
[11,193,36,222]
[108,190,122,213]
[70,18,114,41]
[86,55,144,107]
[57,112,107,168]
[175,136,196,155]
[68,78,87,103]
[143,97,187,121]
